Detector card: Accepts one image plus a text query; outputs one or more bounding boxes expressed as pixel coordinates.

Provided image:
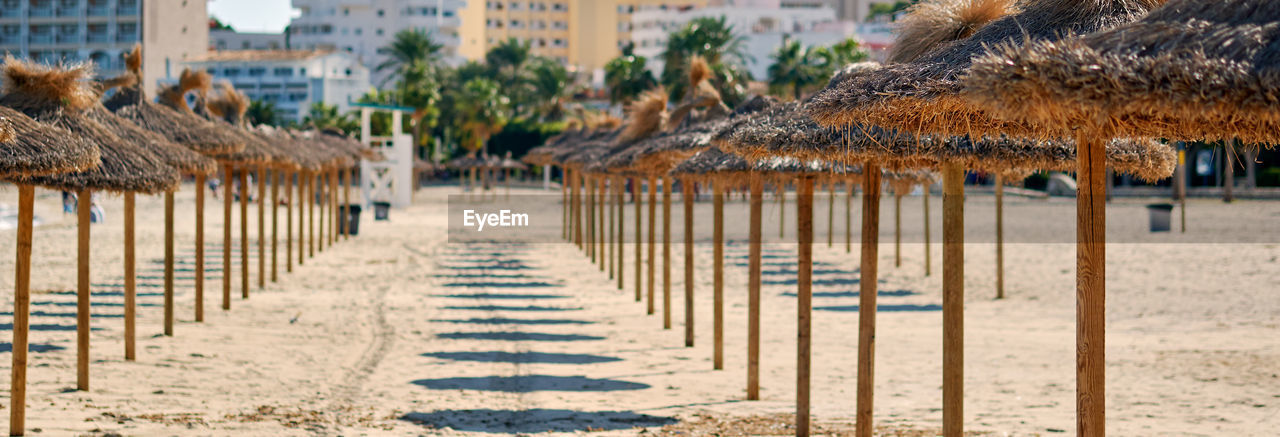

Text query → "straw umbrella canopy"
[0,106,99,177]
[501,152,527,171]
[805,0,1164,139]
[1,60,179,406]
[668,146,752,185]
[103,47,244,156]
[963,0,1280,143]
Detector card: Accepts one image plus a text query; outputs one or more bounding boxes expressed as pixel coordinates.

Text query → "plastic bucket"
[373,202,391,221]
[1146,203,1174,232]
[344,204,362,236]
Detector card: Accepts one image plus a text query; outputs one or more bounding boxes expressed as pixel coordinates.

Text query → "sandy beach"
[0,183,1275,436]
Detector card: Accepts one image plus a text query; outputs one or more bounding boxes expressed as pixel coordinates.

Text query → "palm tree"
[767,38,823,99]
[526,57,571,121]
[246,99,279,126]
[375,29,444,86]
[604,45,658,106]
[397,60,442,154]
[455,78,508,154]
[485,38,532,114]
[302,102,357,134]
[660,16,751,106]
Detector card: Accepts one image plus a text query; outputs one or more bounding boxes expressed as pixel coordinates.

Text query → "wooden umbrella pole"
[895,193,902,268]
[10,185,34,436]
[330,169,338,246]
[827,182,835,248]
[257,167,265,288]
[856,164,882,437]
[662,176,672,330]
[1178,150,1186,233]
[587,177,595,262]
[562,168,568,240]
[286,171,293,272]
[298,171,305,266]
[240,169,249,299]
[634,179,642,301]
[599,178,606,271]
[846,181,853,253]
[305,170,313,257]
[195,174,206,321]
[924,188,932,277]
[995,174,1004,299]
[747,174,763,400]
[777,184,785,239]
[271,169,279,282]
[616,176,625,291]
[647,175,657,315]
[124,193,136,358]
[505,168,511,200]
[605,178,611,276]
[224,165,233,310]
[682,180,695,347]
[1076,133,1106,437]
[77,188,91,391]
[347,168,355,239]
[942,163,966,437]
[572,170,581,248]
[164,190,175,336]
[713,182,724,370]
[317,172,325,254]
[796,176,814,437]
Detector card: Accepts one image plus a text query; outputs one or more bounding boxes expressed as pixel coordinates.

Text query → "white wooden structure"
[356,102,414,208]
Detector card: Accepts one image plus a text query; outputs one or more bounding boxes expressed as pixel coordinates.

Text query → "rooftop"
[187,49,337,63]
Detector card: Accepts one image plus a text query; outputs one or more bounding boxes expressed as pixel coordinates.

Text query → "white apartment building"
[184,50,372,123]
[288,0,467,85]
[0,0,207,94]
[629,0,850,79]
[210,29,287,51]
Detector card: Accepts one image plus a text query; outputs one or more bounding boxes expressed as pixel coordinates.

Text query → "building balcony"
[117,5,139,15]
[29,34,55,45]
[0,35,20,45]
[56,33,80,44]
[29,7,56,17]
[116,33,137,43]
[0,8,21,18]
[87,33,110,43]
[87,5,110,16]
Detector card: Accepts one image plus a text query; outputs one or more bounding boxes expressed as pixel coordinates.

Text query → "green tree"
[766,38,824,99]
[302,102,357,134]
[525,57,571,121]
[455,78,508,153]
[209,16,234,31]
[660,16,751,106]
[245,99,279,126]
[374,29,444,86]
[604,45,658,105]
[396,60,442,154]
[485,38,533,114]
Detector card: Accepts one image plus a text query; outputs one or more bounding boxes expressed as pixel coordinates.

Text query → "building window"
[354,28,362,35]
[552,2,567,12]
[247,67,266,77]
[377,9,384,17]
[223,67,241,76]
[376,28,384,36]
[552,21,567,30]
[509,20,522,29]
[273,67,293,77]
[343,8,349,15]
[508,1,520,10]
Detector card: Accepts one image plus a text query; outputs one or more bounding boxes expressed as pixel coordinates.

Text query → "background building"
[0,0,207,94]
[210,29,287,51]
[288,0,466,85]
[184,49,372,123]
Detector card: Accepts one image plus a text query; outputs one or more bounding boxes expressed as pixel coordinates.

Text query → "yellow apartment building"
[459,0,708,72]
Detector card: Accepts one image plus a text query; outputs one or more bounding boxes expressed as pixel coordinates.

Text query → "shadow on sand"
[780,289,918,298]
[0,343,66,353]
[815,303,942,312]
[0,323,104,332]
[1,310,126,319]
[766,277,860,286]
[431,293,569,300]
[430,317,594,326]
[441,282,561,288]
[436,332,604,342]
[442,305,581,312]
[413,375,648,392]
[422,351,622,364]
[400,408,675,433]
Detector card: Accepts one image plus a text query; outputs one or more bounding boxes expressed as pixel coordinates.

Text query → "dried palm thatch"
[619,91,669,144]
[318,127,381,161]
[965,0,1280,144]
[806,0,1164,138]
[89,78,216,176]
[0,105,100,178]
[447,153,483,170]
[725,99,1175,182]
[751,156,861,184]
[886,170,938,194]
[608,94,772,175]
[103,47,244,155]
[668,146,752,185]
[1,60,178,193]
[668,56,730,129]
[178,79,274,167]
[890,0,1018,64]
[501,152,527,170]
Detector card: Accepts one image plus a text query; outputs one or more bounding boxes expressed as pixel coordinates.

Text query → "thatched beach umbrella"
[2,59,179,399]
[0,102,100,437]
[89,74,217,353]
[104,48,245,325]
[962,0,1280,433]
[805,0,1166,433]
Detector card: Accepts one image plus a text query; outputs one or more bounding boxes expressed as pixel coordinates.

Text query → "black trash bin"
[373,201,391,221]
[1146,203,1174,232]
[344,204,362,236]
